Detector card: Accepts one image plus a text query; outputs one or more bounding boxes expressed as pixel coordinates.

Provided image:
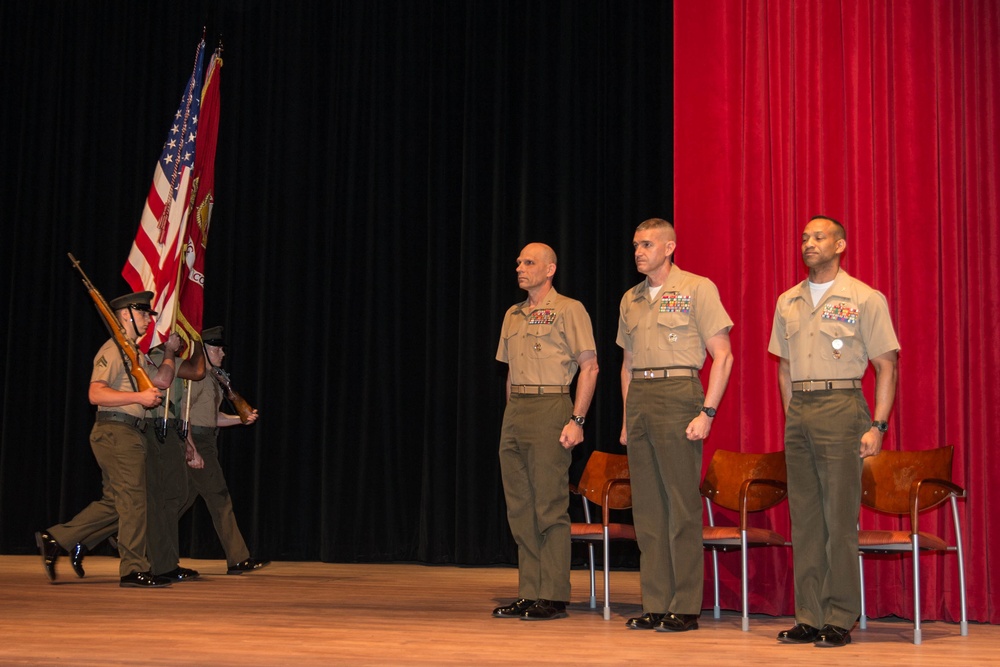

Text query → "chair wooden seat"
[701,525,786,548]
[857,445,968,645]
[701,449,789,631]
[570,523,636,541]
[569,450,634,620]
[858,529,949,551]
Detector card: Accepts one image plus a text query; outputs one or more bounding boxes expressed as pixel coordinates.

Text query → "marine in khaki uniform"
[36,291,178,587]
[180,325,269,574]
[62,323,207,583]
[770,215,899,648]
[143,344,202,582]
[493,243,599,621]
[618,218,734,633]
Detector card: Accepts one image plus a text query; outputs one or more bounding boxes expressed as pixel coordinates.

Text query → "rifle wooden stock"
[68,253,155,392]
[210,366,256,423]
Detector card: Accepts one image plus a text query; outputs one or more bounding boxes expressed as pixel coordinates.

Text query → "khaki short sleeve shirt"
[496,287,597,385]
[91,338,148,419]
[187,375,224,427]
[616,265,733,369]
[768,269,900,380]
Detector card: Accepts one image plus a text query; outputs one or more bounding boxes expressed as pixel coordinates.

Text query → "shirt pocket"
[818,321,860,362]
[503,320,522,341]
[783,319,801,341]
[526,324,554,359]
[656,312,695,351]
[623,310,641,336]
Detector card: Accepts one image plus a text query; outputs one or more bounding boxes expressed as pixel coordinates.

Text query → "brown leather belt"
[190,425,220,436]
[792,379,862,392]
[95,411,145,430]
[631,367,698,380]
[510,385,570,395]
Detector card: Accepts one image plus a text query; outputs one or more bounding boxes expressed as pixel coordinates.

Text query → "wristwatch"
[701,406,717,418]
[570,415,586,427]
[871,420,889,433]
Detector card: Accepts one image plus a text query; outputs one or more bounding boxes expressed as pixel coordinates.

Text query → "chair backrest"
[861,446,954,514]
[576,451,632,509]
[700,449,787,513]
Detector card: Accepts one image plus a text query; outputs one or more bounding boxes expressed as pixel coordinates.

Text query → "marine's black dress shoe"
[34,531,61,582]
[492,598,536,618]
[521,599,568,620]
[776,622,821,643]
[70,543,88,578]
[654,612,700,632]
[158,566,201,582]
[625,612,666,630]
[120,571,172,588]
[815,624,852,647]
[227,558,271,575]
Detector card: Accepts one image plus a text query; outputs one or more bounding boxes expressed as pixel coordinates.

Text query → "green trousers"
[625,377,704,615]
[181,430,251,566]
[49,422,149,576]
[498,393,573,601]
[784,389,868,629]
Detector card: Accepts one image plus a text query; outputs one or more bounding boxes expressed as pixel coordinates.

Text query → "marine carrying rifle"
[68,252,155,392]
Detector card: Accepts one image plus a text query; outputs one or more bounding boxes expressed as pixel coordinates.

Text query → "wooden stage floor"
[0,555,992,666]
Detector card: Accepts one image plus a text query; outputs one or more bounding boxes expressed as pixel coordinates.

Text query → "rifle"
[67,252,155,392]
[209,366,256,423]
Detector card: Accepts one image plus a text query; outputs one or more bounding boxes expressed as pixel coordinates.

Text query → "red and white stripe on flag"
[123,40,205,353]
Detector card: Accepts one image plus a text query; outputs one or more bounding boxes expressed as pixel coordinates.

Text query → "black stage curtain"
[0,1,671,564]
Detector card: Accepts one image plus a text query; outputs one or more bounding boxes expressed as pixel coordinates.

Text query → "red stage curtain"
[675,0,1000,623]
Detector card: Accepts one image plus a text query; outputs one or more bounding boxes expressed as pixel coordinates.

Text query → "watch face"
[702,407,716,418]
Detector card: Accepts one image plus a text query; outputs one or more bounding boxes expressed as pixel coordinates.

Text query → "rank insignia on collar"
[528,308,557,325]
[822,302,859,324]
[660,293,692,313]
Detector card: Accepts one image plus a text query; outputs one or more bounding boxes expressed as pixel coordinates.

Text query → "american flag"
[123,39,206,353]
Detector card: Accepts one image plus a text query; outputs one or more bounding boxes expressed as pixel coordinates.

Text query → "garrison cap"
[202,326,225,346]
[109,291,157,315]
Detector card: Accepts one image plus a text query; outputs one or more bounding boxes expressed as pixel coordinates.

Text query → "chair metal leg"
[603,527,612,620]
[706,500,721,619]
[951,497,969,636]
[858,551,867,630]
[740,530,749,631]
[912,533,922,645]
[712,548,721,619]
[586,542,596,609]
